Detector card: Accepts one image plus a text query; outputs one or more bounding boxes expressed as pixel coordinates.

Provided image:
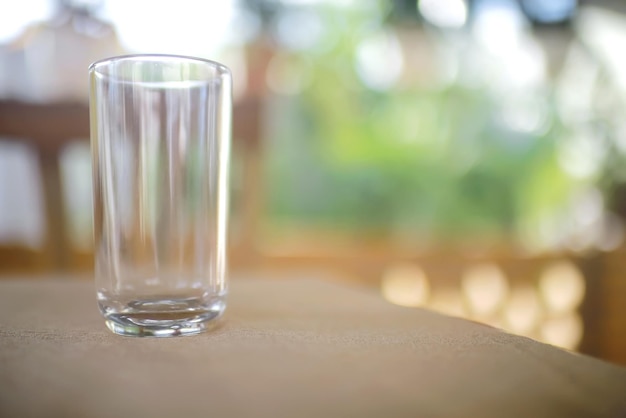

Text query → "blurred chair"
[0,100,88,272]
[0,96,263,273]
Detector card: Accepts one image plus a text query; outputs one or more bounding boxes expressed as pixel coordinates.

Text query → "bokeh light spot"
[418,0,468,29]
[381,264,430,307]
[462,263,509,316]
[539,260,585,313]
[504,286,542,335]
[540,313,583,349]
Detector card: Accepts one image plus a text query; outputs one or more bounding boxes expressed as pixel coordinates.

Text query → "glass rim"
[89,53,231,81]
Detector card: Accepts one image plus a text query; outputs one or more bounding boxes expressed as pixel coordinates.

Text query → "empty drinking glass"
[89,54,231,337]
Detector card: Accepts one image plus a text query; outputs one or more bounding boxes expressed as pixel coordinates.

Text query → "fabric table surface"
[0,275,625,418]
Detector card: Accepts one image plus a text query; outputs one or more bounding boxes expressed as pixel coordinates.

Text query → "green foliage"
[263,4,583,246]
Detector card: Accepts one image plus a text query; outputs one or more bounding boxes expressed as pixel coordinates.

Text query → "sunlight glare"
[0,0,52,44]
[418,0,468,29]
[102,0,234,56]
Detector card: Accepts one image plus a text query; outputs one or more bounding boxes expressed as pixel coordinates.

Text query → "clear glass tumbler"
[89,54,231,337]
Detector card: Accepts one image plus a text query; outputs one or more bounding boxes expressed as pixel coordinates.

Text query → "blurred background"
[1,0,626,364]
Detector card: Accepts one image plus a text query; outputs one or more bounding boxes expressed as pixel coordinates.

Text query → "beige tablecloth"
[0,276,625,418]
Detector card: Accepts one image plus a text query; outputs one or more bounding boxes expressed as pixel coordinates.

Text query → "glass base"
[99,295,226,337]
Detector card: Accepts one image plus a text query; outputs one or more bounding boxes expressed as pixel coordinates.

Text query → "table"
[1,276,625,418]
